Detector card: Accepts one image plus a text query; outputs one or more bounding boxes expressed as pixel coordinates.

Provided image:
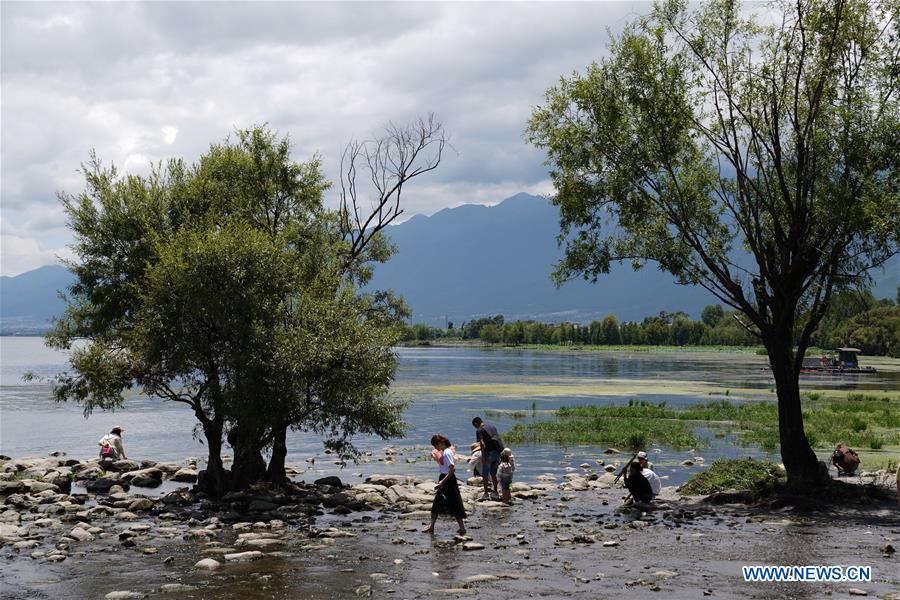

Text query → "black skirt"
[431,473,466,519]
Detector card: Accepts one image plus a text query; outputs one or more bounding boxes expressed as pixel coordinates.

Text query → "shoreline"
[2,452,898,599]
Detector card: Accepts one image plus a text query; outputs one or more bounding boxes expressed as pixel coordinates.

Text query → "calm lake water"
[2,337,897,487]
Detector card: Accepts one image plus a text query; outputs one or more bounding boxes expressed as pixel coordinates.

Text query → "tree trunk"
[228,425,267,491]
[766,332,827,489]
[266,425,289,485]
[196,415,230,497]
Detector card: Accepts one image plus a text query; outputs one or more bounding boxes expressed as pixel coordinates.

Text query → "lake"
[2,337,898,487]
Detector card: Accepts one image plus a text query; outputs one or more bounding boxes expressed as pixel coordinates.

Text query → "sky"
[0,1,655,277]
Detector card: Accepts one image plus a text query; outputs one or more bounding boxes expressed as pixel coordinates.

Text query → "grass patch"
[502,393,900,453]
[678,458,785,495]
[504,402,700,448]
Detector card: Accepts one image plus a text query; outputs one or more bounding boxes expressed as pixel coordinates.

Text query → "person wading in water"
[422,434,467,535]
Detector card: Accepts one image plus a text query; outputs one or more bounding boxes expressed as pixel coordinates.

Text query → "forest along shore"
[1,452,898,599]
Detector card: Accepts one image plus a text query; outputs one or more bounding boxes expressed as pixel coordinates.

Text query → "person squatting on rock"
[623,461,654,505]
[472,416,503,501]
[467,442,483,478]
[832,443,860,476]
[422,434,467,535]
[637,451,661,498]
[98,426,127,461]
[498,447,516,504]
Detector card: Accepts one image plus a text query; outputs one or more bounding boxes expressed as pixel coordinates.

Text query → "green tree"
[701,304,726,328]
[600,314,622,344]
[528,0,899,486]
[480,324,502,344]
[47,119,444,495]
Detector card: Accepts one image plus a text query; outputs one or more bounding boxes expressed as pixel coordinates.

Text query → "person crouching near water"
[467,442,483,479]
[623,462,654,505]
[832,443,860,476]
[498,448,516,504]
[98,426,127,461]
[422,434,467,535]
[636,451,661,498]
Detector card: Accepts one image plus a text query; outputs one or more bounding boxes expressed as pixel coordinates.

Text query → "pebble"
[104,592,145,600]
[462,542,485,551]
[224,551,264,562]
[193,558,221,570]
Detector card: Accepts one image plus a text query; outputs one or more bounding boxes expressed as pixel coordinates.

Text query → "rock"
[432,589,477,596]
[159,584,197,593]
[131,475,162,488]
[86,477,129,493]
[462,542,484,551]
[654,570,679,578]
[117,512,140,521]
[602,540,619,547]
[170,468,198,483]
[461,574,498,584]
[249,499,278,512]
[314,476,343,488]
[111,460,141,472]
[680,460,695,467]
[104,592,146,599]
[0,481,26,494]
[604,448,620,454]
[880,543,895,555]
[128,499,155,511]
[194,558,221,570]
[68,526,95,542]
[848,590,868,597]
[224,551,264,562]
[0,523,24,543]
[355,585,372,597]
[604,465,616,473]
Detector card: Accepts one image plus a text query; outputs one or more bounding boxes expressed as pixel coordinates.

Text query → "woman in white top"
[422,434,467,535]
[98,426,126,460]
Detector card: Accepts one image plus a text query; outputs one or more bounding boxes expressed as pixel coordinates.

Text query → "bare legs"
[422,512,466,535]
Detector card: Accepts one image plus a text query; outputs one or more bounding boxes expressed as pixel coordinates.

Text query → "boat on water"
[800,347,877,374]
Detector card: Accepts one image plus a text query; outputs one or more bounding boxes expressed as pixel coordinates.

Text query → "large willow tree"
[527,0,898,486]
[49,118,445,495]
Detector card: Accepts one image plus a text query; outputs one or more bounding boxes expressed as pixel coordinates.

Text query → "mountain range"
[2,193,897,331]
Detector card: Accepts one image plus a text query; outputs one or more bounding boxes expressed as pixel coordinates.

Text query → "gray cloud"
[1,1,647,275]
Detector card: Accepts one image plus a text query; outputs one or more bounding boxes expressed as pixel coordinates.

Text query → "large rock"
[314,476,343,488]
[111,460,141,472]
[131,475,162,488]
[68,526,95,542]
[224,551,264,562]
[0,523,24,543]
[0,481,26,494]
[170,468,198,483]
[194,558,220,570]
[128,498,155,511]
[86,478,130,493]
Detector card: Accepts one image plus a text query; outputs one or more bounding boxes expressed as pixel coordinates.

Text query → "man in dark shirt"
[472,416,502,500]
[623,461,653,505]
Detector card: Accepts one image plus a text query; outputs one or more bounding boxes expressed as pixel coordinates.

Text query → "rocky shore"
[1,451,898,599]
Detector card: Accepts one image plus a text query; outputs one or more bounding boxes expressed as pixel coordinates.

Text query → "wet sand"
[3,478,898,599]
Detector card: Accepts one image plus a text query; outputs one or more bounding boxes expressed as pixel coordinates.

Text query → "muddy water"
[3,486,898,599]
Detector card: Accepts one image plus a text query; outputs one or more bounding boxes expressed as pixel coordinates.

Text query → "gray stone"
[104,592,146,599]
[224,550,264,562]
[170,468,198,483]
[194,558,220,570]
[68,526,95,542]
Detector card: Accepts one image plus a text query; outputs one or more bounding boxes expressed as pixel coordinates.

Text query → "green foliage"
[678,459,785,496]
[47,125,411,488]
[505,393,900,452]
[526,0,899,483]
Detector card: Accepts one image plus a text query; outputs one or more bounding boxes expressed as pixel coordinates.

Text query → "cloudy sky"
[1,1,649,276]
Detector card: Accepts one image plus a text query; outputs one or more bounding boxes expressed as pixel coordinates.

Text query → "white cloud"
[0,234,75,276]
[1,2,646,276]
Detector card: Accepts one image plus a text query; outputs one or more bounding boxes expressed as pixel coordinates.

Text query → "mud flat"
[1,452,898,599]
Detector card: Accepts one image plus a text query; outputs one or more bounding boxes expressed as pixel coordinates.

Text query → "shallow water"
[2,338,898,487]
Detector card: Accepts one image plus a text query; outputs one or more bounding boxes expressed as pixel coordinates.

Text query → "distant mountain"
[371,193,717,325]
[0,265,73,334]
[2,194,897,330]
